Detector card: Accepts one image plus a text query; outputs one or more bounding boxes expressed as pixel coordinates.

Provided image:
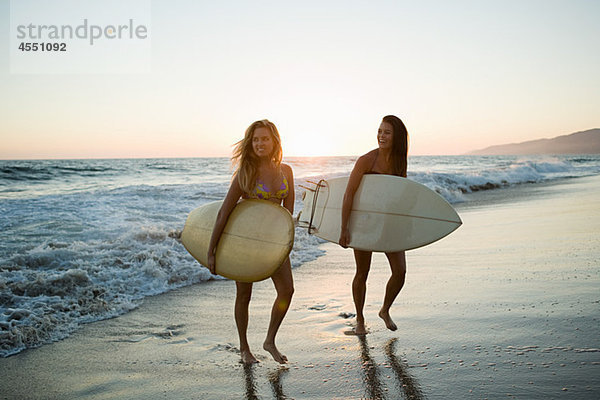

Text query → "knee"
[354,271,369,282]
[391,268,406,280]
[275,285,293,312]
[279,285,294,300]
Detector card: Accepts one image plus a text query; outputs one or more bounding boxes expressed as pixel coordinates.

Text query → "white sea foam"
[1,155,599,356]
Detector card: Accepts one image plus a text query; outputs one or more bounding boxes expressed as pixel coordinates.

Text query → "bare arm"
[339,154,371,248]
[207,175,244,273]
[281,163,295,215]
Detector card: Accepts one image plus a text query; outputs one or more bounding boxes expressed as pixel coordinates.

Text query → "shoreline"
[1,175,599,399]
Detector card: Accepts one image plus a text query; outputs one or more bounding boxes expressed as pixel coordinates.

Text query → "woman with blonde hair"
[207,119,295,364]
[339,115,409,335]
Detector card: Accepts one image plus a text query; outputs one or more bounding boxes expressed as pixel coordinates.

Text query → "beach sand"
[1,176,599,399]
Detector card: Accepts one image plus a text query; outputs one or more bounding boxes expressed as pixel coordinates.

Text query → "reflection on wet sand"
[358,335,386,399]
[268,367,289,399]
[357,336,425,400]
[240,337,423,399]
[385,338,425,400]
[243,363,259,400]
[243,363,289,400]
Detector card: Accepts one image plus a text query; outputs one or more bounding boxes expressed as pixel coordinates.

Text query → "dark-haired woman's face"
[252,127,274,158]
[377,122,394,150]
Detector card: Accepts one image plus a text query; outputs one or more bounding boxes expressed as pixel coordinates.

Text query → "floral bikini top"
[248,175,289,200]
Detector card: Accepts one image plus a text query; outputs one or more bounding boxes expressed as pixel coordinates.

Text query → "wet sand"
[1,176,599,399]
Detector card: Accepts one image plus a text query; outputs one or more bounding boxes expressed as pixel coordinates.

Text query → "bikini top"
[368,150,385,174]
[368,150,404,176]
[247,175,289,200]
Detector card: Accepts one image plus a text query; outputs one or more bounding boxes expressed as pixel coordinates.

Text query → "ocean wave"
[293,156,599,204]
[1,166,55,181]
[0,164,118,182]
[1,155,599,356]
[0,225,208,357]
[408,157,596,203]
[0,214,324,357]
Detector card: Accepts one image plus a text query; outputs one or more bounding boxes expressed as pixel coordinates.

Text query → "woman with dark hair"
[207,119,295,364]
[339,115,409,335]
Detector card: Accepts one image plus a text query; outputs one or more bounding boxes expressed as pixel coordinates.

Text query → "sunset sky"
[1,0,599,159]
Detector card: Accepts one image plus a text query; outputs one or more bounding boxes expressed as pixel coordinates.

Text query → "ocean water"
[1,155,599,357]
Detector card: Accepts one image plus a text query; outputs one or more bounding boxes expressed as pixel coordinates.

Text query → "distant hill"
[467,129,600,155]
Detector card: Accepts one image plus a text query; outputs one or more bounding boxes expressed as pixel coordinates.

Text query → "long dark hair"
[382,115,409,177]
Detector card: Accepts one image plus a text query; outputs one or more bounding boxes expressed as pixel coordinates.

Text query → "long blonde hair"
[232,119,283,194]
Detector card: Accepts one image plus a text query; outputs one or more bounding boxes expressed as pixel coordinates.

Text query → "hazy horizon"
[3,127,598,161]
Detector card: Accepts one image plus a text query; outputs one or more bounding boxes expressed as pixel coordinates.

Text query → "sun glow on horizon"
[284,130,338,157]
[1,1,598,159]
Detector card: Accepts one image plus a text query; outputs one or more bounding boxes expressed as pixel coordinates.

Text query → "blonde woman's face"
[252,127,274,158]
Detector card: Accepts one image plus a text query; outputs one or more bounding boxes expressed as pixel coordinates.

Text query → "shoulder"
[280,163,293,177]
[361,149,378,161]
[354,149,377,170]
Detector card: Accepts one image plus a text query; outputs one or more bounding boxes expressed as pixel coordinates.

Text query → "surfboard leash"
[307,179,326,235]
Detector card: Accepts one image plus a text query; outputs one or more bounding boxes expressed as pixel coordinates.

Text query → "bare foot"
[344,328,368,336]
[378,310,397,331]
[344,320,368,335]
[241,349,259,364]
[263,342,288,364]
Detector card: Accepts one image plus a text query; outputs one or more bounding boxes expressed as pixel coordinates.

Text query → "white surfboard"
[298,175,461,252]
[181,200,294,283]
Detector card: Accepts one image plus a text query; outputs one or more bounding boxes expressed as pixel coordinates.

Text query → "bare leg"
[378,251,406,331]
[263,258,294,363]
[235,281,258,364]
[350,250,372,335]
